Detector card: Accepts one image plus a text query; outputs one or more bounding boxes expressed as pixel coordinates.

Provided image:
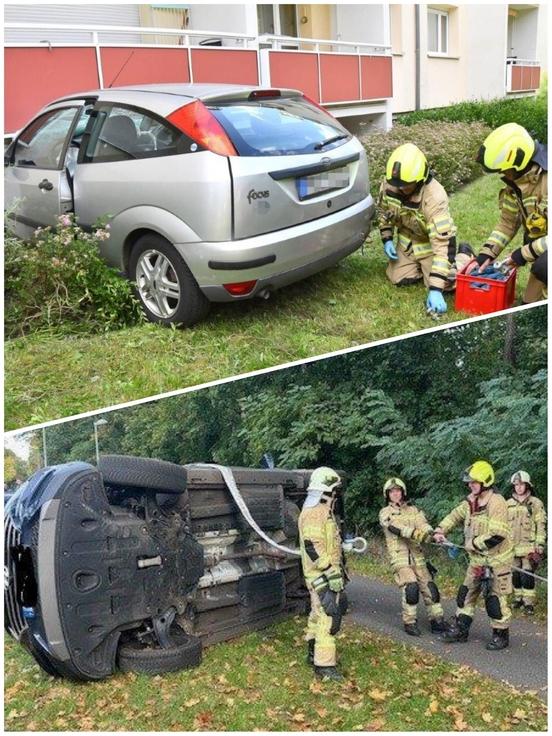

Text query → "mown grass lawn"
[5,174,529,430]
[347,538,548,623]
[4,617,547,732]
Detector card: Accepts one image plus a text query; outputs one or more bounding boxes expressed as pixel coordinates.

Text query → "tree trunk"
[503,313,517,367]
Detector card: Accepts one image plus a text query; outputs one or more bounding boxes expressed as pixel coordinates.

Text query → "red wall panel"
[511,65,540,91]
[101,47,190,87]
[268,51,320,101]
[320,55,359,103]
[190,49,258,85]
[361,56,393,99]
[5,47,99,132]
[511,65,522,90]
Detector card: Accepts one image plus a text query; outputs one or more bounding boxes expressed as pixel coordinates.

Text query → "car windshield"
[209,97,351,156]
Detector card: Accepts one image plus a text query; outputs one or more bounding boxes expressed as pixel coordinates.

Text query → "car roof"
[49,83,302,111]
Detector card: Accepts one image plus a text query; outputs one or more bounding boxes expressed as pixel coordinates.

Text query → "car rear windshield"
[208,97,351,157]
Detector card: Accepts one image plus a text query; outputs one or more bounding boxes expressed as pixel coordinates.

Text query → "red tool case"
[455,259,517,315]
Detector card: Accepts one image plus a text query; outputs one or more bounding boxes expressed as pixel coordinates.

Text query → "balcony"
[4,23,393,134]
[506,58,541,94]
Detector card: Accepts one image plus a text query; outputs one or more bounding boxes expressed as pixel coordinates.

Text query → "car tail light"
[223,280,257,296]
[248,89,282,100]
[167,100,237,156]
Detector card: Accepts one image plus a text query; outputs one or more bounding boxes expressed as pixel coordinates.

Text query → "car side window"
[85,105,184,163]
[13,107,80,170]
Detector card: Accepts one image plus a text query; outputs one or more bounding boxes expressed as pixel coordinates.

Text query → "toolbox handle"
[469,282,491,292]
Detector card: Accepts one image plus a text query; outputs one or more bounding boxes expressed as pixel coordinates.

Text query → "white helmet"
[511,470,532,487]
[304,467,341,508]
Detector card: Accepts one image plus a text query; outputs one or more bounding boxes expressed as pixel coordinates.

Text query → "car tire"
[129,233,210,327]
[118,626,202,675]
[98,455,187,494]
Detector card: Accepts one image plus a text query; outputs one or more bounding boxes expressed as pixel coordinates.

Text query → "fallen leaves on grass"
[368,687,389,702]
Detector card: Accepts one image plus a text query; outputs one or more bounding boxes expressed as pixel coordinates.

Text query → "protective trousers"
[395,565,444,625]
[456,564,512,630]
[387,249,472,291]
[523,251,548,303]
[305,585,336,667]
[512,556,536,605]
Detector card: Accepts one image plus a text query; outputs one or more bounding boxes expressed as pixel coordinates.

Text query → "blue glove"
[383,239,398,260]
[426,289,447,314]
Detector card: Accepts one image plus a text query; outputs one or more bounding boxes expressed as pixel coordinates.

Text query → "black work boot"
[458,242,475,258]
[441,614,472,643]
[524,604,535,616]
[486,628,509,650]
[314,665,343,681]
[404,622,421,637]
[306,639,315,665]
[512,599,524,610]
[430,617,448,633]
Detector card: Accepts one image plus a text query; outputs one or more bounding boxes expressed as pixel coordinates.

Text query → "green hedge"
[5,214,144,337]
[360,120,491,197]
[396,95,547,143]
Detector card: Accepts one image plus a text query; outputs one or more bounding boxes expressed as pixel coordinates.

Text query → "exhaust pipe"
[257,288,271,300]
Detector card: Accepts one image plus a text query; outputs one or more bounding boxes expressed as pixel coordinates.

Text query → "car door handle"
[38,179,54,191]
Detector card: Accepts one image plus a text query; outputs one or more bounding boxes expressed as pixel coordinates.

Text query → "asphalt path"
[347,574,547,699]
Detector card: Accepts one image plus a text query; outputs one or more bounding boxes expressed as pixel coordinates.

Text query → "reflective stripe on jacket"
[438,489,513,567]
[377,177,457,291]
[379,502,432,571]
[298,502,342,583]
[506,495,547,556]
[481,163,548,260]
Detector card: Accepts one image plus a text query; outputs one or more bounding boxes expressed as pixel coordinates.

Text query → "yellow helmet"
[476,123,535,173]
[462,460,495,488]
[383,477,407,501]
[511,470,532,487]
[386,143,429,187]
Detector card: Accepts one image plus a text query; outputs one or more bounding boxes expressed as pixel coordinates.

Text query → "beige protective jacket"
[438,489,513,567]
[480,163,547,263]
[506,494,547,557]
[379,502,432,571]
[377,176,457,291]
[298,502,342,584]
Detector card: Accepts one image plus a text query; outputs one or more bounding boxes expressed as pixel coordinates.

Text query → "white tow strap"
[188,463,301,557]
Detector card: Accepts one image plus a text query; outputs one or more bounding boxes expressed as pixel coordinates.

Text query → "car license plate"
[296,167,350,201]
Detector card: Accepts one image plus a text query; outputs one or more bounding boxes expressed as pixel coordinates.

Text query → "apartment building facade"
[4,3,547,135]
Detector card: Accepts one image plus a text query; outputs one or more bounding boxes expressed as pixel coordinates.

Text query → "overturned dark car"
[4,455,346,681]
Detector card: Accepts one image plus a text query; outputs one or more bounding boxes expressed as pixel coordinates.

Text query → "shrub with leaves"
[396,95,547,143]
[361,120,491,197]
[376,369,547,526]
[5,214,144,336]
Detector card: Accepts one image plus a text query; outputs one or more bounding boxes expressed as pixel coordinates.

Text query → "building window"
[428,8,448,54]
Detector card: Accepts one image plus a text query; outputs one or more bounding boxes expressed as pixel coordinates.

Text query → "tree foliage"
[30,308,546,533]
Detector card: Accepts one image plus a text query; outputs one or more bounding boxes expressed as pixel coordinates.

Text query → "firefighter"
[377,143,474,315]
[434,461,513,650]
[506,470,546,615]
[379,477,447,636]
[476,123,547,303]
[298,466,346,681]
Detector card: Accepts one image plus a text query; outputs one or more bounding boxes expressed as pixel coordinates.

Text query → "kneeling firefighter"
[379,478,446,636]
[506,470,547,615]
[476,123,547,304]
[434,461,513,650]
[298,467,346,681]
[377,143,474,315]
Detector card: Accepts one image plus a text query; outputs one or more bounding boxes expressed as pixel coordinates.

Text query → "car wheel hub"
[136,249,181,319]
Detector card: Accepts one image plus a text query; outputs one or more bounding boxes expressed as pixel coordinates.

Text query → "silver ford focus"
[5,84,375,326]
